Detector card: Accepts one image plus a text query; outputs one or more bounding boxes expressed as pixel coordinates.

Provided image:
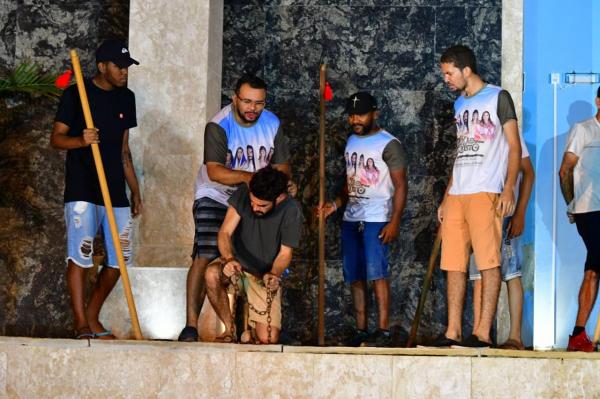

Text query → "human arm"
[379,168,407,244]
[507,156,534,238]
[263,244,294,291]
[50,121,99,149]
[206,162,254,185]
[437,175,453,223]
[217,206,243,277]
[497,119,521,217]
[559,152,579,206]
[204,122,254,185]
[320,183,349,219]
[122,130,143,217]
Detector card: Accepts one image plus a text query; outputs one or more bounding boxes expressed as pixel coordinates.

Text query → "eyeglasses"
[237,96,266,107]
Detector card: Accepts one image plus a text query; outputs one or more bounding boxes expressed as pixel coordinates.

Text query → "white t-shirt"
[564,117,600,214]
[343,130,405,222]
[450,85,514,195]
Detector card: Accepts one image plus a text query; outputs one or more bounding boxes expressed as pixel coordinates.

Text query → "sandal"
[93,329,116,340]
[177,326,199,342]
[75,327,95,340]
[498,339,525,350]
[213,332,237,343]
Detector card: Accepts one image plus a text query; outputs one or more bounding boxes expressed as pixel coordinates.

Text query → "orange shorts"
[440,192,502,272]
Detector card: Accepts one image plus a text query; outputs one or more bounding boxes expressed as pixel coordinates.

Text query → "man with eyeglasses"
[178,74,291,342]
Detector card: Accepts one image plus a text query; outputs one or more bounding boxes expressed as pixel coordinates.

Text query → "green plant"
[0,62,61,98]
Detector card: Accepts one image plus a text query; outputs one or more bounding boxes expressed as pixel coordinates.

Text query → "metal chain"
[229,272,239,341]
[224,262,278,345]
[247,279,277,344]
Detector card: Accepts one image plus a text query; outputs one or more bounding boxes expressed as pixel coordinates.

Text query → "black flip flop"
[177,326,199,342]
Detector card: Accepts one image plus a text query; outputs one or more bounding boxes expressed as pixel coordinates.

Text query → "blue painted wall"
[525,0,600,348]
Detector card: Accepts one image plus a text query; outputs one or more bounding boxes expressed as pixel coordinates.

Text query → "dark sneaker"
[417,334,460,348]
[567,331,596,352]
[451,334,491,349]
[365,329,393,347]
[177,326,198,342]
[342,329,370,347]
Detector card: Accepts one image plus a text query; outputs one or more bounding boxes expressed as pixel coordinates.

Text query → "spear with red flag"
[317,65,333,346]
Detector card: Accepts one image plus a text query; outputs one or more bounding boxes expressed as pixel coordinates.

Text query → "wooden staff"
[406,226,442,347]
[594,307,600,345]
[70,50,143,340]
[317,64,327,346]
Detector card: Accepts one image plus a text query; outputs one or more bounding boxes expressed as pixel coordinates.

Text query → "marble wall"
[1,0,507,344]
[0,0,130,337]
[221,0,502,344]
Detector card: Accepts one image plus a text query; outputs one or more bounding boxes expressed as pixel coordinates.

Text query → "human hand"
[316,201,337,220]
[437,202,446,223]
[497,188,515,218]
[287,180,298,198]
[507,212,524,238]
[263,272,281,291]
[131,193,143,218]
[80,128,99,146]
[222,259,242,278]
[379,221,399,244]
[567,212,575,224]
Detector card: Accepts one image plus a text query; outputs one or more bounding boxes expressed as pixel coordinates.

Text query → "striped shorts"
[191,197,228,260]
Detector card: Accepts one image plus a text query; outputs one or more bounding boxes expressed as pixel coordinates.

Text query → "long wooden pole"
[594,306,600,345]
[70,50,143,340]
[406,226,442,347]
[317,64,327,346]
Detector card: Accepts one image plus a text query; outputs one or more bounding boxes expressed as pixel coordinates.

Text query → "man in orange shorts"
[430,45,522,348]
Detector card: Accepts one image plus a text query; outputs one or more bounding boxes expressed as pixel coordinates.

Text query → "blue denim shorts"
[342,221,390,283]
[469,218,522,281]
[65,201,133,269]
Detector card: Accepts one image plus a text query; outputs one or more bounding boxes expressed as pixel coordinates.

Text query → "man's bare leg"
[255,323,280,344]
[372,278,390,330]
[185,256,211,327]
[506,277,524,345]
[205,263,234,335]
[472,279,482,334]
[473,266,501,343]
[67,260,89,335]
[445,271,466,341]
[575,270,600,328]
[86,266,120,339]
[351,280,368,330]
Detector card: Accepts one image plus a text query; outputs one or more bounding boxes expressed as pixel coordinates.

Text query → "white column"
[128,0,223,266]
[498,0,524,344]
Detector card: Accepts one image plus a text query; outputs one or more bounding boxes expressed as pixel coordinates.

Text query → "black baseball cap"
[345,92,377,115]
[95,39,139,68]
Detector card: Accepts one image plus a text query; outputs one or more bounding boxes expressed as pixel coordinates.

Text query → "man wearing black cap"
[321,92,407,347]
[50,39,142,339]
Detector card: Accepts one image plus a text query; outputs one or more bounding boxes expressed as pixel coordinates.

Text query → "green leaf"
[0,62,62,99]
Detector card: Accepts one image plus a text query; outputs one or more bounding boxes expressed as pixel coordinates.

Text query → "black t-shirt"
[55,79,137,206]
[228,185,302,277]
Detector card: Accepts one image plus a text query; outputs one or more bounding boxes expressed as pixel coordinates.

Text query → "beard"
[253,209,272,218]
[351,120,374,135]
[252,203,275,218]
[236,106,261,124]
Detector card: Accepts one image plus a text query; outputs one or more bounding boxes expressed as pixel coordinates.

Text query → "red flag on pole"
[55,70,73,89]
[324,82,333,101]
